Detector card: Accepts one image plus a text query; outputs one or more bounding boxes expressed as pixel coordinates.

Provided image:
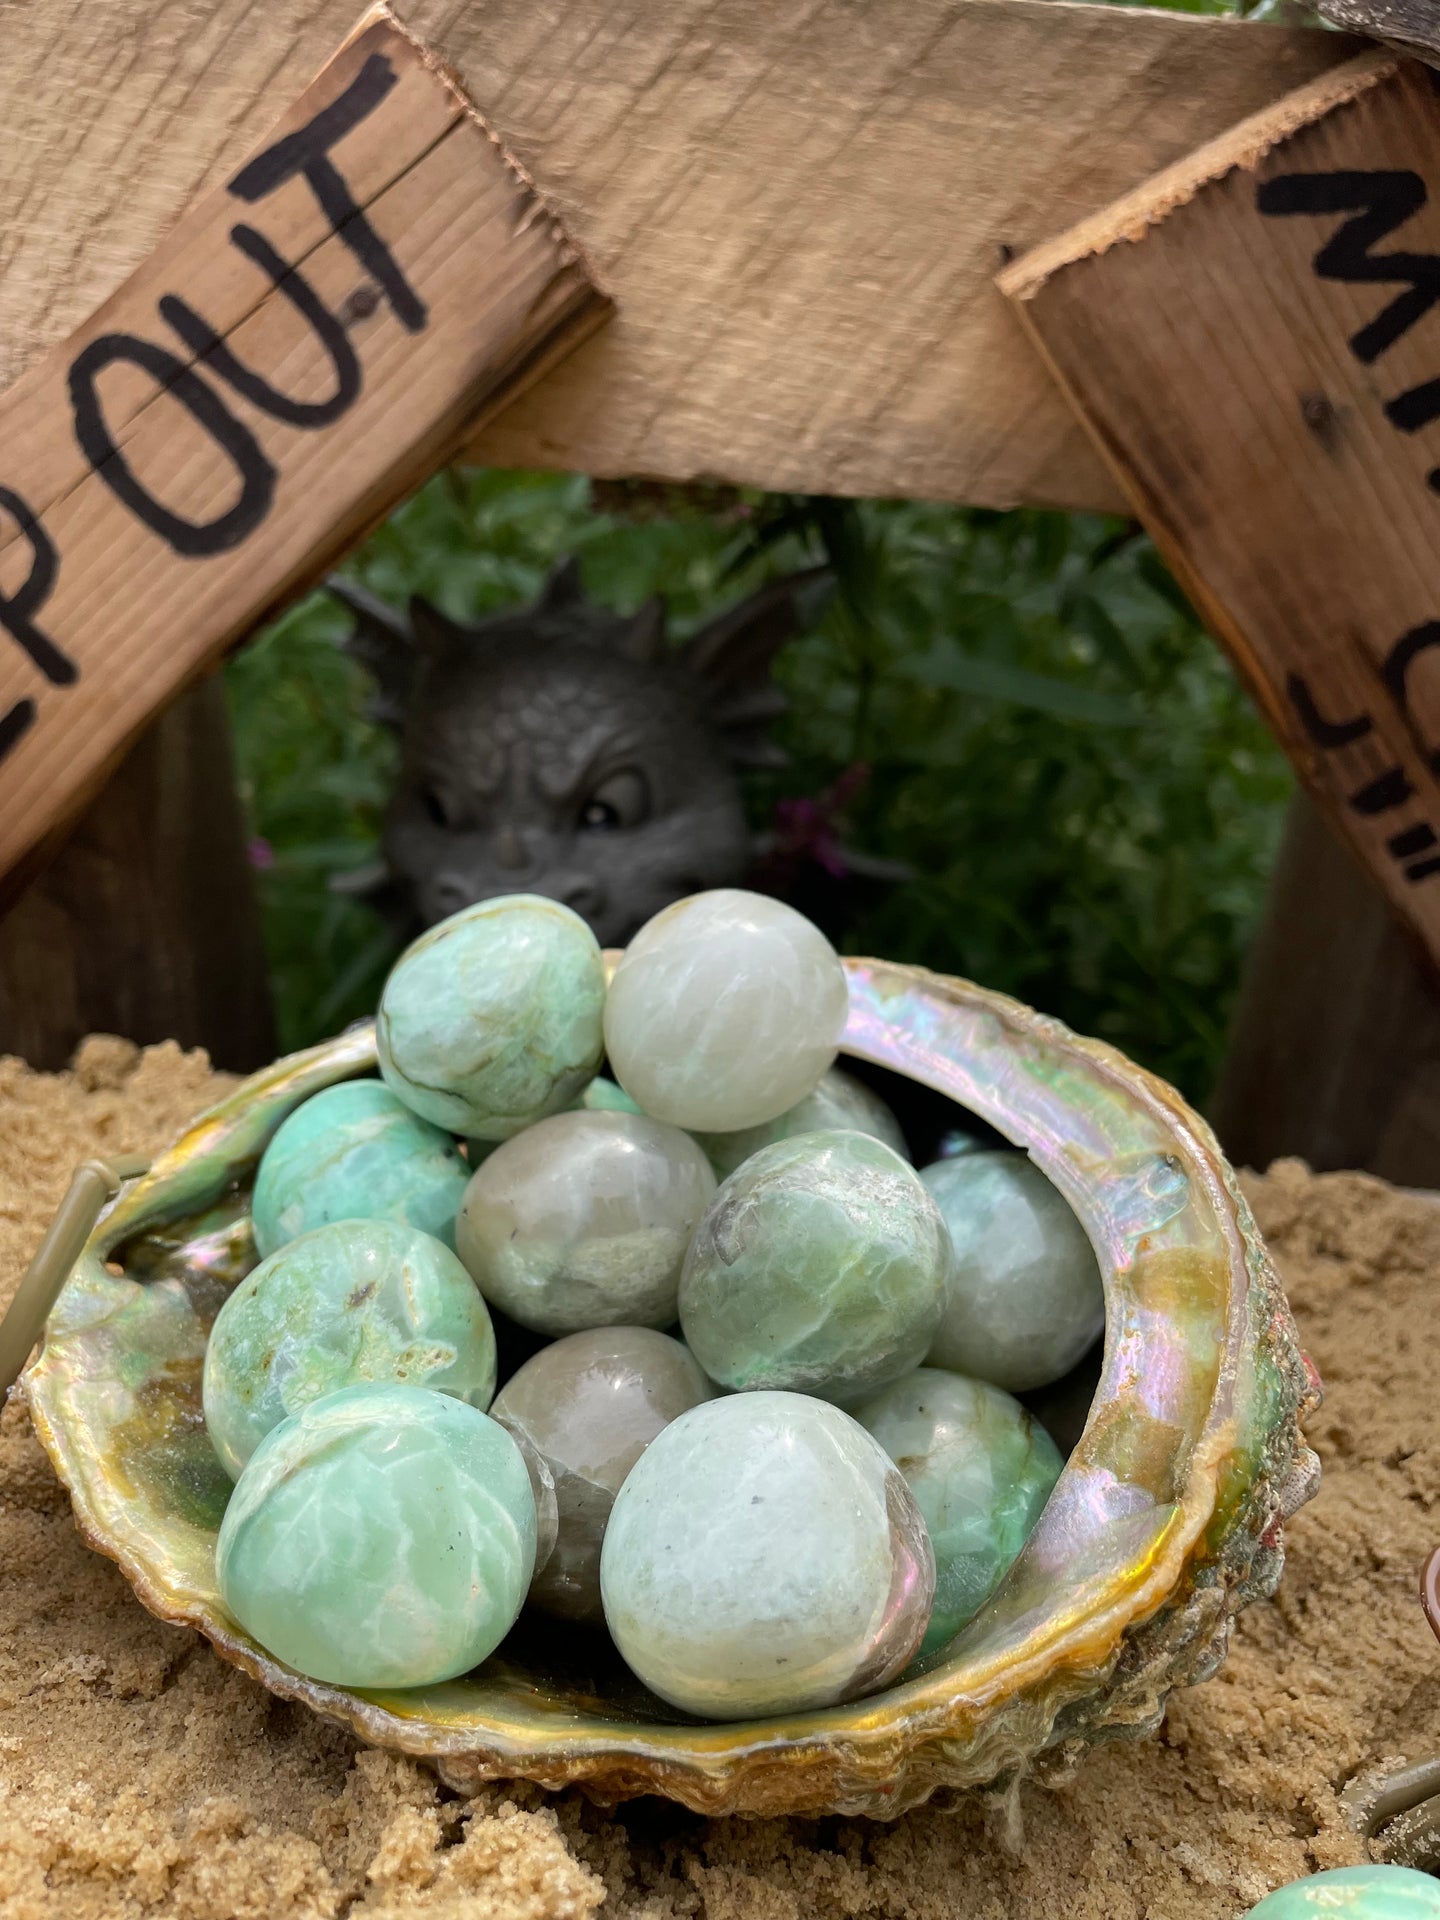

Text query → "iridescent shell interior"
[22,959,1317,1817]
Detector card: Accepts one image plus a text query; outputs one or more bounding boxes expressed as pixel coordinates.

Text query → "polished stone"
[604,889,849,1131]
[580,1077,644,1116]
[378,894,605,1140]
[922,1151,1105,1392]
[216,1382,536,1689]
[1244,1868,1440,1916]
[252,1079,470,1258]
[853,1367,1062,1654]
[492,1326,717,1621]
[693,1065,907,1179]
[679,1130,950,1402]
[457,1109,716,1335]
[600,1390,934,1718]
[204,1218,496,1480]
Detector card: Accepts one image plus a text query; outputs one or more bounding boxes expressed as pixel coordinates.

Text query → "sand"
[1,1038,1437,1919]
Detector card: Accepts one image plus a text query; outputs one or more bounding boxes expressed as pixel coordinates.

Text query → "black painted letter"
[159,225,362,429]
[228,53,427,334]
[69,335,277,556]
[1257,170,1440,364]
[0,487,75,685]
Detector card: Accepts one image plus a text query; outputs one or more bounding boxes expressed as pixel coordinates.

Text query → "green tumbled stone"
[678,1130,951,1403]
[1244,1868,1440,1916]
[580,1077,644,1116]
[692,1065,908,1180]
[600,1390,934,1719]
[252,1080,470,1258]
[216,1382,535,1689]
[378,894,605,1141]
[922,1151,1105,1393]
[853,1367,1062,1655]
[203,1218,496,1480]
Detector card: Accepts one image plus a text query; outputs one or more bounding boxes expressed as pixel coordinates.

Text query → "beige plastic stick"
[0,1154,150,1396]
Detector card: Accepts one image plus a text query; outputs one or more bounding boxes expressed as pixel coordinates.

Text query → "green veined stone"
[600,1390,934,1719]
[853,1367,1062,1655]
[216,1383,535,1689]
[1243,1867,1440,1916]
[252,1079,470,1257]
[922,1151,1105,1392]
[203,1218,496,1479]
[691,1065,907,1179]
[378,893,605,1141]
[678,1130,951,1403]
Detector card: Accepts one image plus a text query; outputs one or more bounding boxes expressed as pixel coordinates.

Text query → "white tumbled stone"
[604,890,849,1132]
[456,1109,716,1334]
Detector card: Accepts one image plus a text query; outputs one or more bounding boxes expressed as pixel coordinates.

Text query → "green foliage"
[225,471,1291,1106]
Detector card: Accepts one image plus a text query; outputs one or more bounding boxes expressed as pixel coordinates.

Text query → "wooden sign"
[0,5,606,901]
[1001,53,1440,972]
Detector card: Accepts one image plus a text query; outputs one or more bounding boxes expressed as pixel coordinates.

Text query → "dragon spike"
[615,596,666,664]
[681,567,832,695]
[326,575,419,732]
[407,595,472,659]
[538,555,586,610]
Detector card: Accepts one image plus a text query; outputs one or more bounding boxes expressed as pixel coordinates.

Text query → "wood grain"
[0,0,1361,513]
[0,678,275,1073]
[0,6,606,900]
[1002,53,1440,972]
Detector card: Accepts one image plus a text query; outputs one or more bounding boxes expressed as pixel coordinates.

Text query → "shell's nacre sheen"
[203,1219,496,1480]
[378,894,605,1141]
[23,956,1318,1816]
[922,1152,1106,1393]
[216,1383,536,1689]
[854,1368,1063,1655]
[679,1130,951,1403]
[252,1080,470,1257]
[492,1327,717,1622]
[600,1391,935,1719]
[693,1065,908,1180]
[1244,1868,1440,1916]
[604,889,849,1131]
[457,1110,716,1335]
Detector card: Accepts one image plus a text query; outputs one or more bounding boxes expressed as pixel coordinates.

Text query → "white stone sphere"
[603,890,849,1132]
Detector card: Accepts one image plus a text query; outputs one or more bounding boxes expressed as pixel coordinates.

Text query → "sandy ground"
[1,1036,1436,1919]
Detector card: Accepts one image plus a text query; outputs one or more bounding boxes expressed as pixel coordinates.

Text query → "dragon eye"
[579,769,650,831]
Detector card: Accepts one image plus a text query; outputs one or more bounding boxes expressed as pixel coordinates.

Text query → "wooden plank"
[1210,792,1440,1185]
[0,4,607,902]
[1000,53,1440,975]
[1318,0,1440,69]
[0,1,1360,515]
[0,679,276,1074]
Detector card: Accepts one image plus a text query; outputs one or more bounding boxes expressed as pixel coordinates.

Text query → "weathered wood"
[1001,53,1440,976]
[1211,792,1440,1186]
[0,0,1359,514]
[1318,0,1440,69]
[0,677,276,1073]
[0,5,606,901]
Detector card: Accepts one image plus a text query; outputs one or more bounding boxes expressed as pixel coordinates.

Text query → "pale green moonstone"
[693,1065,908,1180]
[600,1390,934,1719]
[378,894,605,1141]
[457,1110,716,1335]
[1244,1868,1440,1917]
[492,1326,717,1622]
[203,1218,496,1480]
[604,889,849,1132]
[922,1151,1105,1393]
[580,1077,644,1116]
[216,1383,535,1689]
[252,1080,470,1258]
[853,1367,1062,1655]
[678,1130,951,1402]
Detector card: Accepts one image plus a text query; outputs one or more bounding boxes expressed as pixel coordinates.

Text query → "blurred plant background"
[225,469,1292,1109]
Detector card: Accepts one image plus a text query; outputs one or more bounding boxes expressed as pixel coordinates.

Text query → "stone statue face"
[332,561,823,947]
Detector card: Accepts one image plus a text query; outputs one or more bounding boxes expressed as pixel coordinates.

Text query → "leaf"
[896,647,1144,727]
